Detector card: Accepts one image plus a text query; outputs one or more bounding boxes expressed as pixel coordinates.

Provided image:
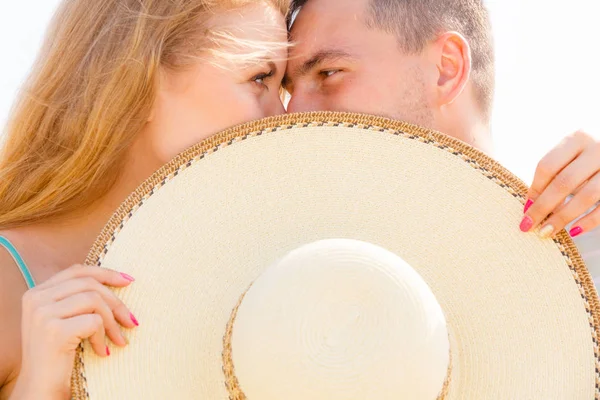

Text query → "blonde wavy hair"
[0,0,290,229]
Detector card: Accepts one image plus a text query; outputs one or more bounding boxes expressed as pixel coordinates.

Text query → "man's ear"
[433,31,472,106]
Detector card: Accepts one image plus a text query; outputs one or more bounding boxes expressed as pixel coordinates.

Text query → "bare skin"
[0,3,287,399]
[286,0,600,238]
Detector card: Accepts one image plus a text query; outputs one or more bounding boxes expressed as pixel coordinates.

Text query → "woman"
[0,0,289,398]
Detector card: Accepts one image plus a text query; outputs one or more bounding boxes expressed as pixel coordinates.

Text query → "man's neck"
[443,118,493,155]
[437,93,494,155]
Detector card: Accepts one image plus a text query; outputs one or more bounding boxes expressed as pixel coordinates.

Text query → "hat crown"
[229,239,451,399]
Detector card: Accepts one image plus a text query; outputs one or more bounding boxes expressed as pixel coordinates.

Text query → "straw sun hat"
[71,112,600,399]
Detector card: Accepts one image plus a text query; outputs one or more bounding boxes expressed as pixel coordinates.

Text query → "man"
[284,0,599,278]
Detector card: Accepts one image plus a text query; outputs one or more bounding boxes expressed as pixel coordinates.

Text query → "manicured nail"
[570,226,584,238]
[120,273,135,282]
[106,346,111,356]
[520,216,534,232]
[538,224,554,239]
[524,199,534,213]
[130,313,139,327]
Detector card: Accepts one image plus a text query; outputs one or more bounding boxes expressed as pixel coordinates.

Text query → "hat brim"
[72,112,600,399]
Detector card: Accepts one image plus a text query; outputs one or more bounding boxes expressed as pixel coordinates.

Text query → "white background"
[0,0,598,182]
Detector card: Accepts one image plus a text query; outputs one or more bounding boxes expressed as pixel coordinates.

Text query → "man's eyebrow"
[285,50,354,83]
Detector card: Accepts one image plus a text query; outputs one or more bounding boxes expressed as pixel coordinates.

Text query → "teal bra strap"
[0,236,35,289]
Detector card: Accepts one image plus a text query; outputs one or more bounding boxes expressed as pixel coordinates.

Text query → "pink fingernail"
[524,199,534,213]
[120,273,135,282]
[520,216,534,232]
[106,346,110,356]
[570,226,584,238]
[130,313,139,327]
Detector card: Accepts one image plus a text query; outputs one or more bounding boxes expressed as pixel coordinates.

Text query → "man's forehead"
[289,1,369,55]
[285,0,372,83]
[290,0,369,33]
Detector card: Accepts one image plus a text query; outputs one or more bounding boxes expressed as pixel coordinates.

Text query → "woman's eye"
[321,70,340,78]
[252,70,274,87]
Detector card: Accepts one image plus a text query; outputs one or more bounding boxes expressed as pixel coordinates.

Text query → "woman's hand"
[10,265,138,399]
[520,130,600,238]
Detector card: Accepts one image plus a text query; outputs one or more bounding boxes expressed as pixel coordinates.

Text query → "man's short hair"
[289,0,495,121]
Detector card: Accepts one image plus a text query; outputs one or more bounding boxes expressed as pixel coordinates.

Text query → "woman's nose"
[265,97,286,117]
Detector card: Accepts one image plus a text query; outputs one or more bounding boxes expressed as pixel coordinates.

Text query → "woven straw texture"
[72,112,599,400]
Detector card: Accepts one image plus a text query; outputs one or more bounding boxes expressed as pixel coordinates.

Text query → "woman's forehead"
[206,3,290,67]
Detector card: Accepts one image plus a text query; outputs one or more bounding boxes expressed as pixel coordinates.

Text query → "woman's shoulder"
[0,240,29,306]
[0,232,33,291]
[0,242,29,394]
